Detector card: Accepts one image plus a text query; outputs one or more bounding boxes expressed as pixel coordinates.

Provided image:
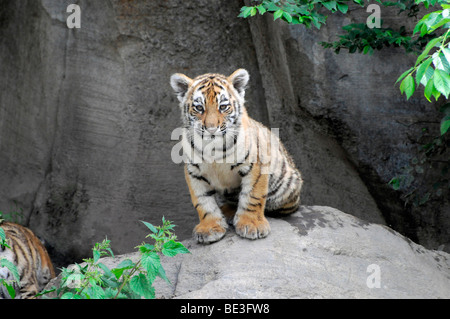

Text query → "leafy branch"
[239,0,365,29]
[321,23,435,55]
[396,4,450,136]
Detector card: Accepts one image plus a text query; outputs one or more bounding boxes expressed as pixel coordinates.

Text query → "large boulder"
[46,206,450,299]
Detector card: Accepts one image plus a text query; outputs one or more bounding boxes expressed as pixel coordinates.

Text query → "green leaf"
[282,11,293,23]
[141,252,161,274]
[433,51,450,72]
[111,259,135,279]
[61,292,82,299]
[424,77,435,102]
[0,280,16,299]
[93,249,100,263]
[250,7,257,17]
[442,48,450,67]
[428,18,450,33]
[337,3,349,13]
[420,23,428,37]
[141,221,157,234]
[138,243,155,254]
[423,11,443,30]
[405,74,416,99]
[130,274,155,299]
[97,262,114,278]
[273,9,283,21]
[415,37,442,67]
[322,1,337,11]
[0,227,5,241]
[162,240,190,257]
[432,83,442,101]
[117,258,134,269]
[0,259,20,283]
[389,177,400,190]
[421,62,435,86]
[86,283,106,299]
[416,59,433,86]
[433,68,450,98]
[400,74,415,99]
[416,59,433,85]
[101,275,120,289]
[441,115,450,135]
[396,67,413,84]
[104,287,120,299]
[257,5,267,15]
[239,6,253,18]
[157,265,171,286]
[413,21,424,35]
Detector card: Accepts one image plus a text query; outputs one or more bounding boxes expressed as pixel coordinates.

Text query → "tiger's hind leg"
[266,195,301,217]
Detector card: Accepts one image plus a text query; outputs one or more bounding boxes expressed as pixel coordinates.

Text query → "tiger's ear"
[170,73,193,102]
[228,69,249,98]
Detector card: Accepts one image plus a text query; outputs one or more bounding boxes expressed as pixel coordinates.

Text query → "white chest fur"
[200,163,242,191]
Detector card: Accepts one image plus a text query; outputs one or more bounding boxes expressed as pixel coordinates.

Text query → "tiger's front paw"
[234,214,271,240]
[193,217,227,244]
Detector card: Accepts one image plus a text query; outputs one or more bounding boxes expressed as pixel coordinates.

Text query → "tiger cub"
[170,69,303,244]
[0,222,55,299]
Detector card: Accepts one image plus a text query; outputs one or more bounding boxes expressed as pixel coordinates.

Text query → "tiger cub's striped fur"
[170,69,303,244]
[0,222,55,299]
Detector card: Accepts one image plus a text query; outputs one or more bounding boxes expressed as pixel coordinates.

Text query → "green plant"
[320,23,435,55]
[0,225,20,299]
[239,0,364,29]
[240,0,450,206]
[40,218,189,299]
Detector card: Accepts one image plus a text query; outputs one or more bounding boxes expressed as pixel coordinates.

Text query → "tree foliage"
[240,0,449,206]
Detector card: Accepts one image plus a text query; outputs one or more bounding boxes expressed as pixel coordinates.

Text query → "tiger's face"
[171,69,249,140]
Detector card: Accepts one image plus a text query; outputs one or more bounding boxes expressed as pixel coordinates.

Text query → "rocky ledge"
[46,206,450,298]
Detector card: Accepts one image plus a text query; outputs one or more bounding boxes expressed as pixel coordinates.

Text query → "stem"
[74,262,94,297]
[433,29,450,58]
[113,260,142,299]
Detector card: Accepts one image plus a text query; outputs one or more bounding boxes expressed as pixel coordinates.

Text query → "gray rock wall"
[0,0,447,264]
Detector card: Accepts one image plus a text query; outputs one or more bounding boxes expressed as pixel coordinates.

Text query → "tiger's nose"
[206,127,219,134]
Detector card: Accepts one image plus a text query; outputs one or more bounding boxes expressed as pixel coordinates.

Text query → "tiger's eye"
[219,104,229,112]
[194,105,204,113]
